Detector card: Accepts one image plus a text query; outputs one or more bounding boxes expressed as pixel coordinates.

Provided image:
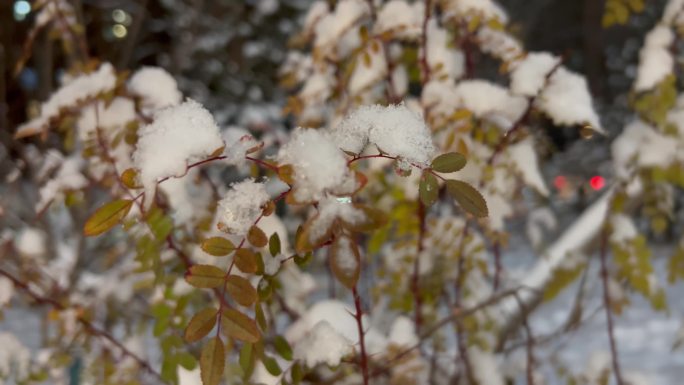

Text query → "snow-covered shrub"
[3,1,684,385]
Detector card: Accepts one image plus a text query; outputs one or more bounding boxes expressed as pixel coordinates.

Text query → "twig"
[0,268,167,384]
[370,288,519,378]
[419,0,433,83]
[599,227,624,385]
[453,224,476,385]
[353,286,370,385]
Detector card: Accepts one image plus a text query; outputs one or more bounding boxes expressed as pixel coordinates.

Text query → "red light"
[554,175,568,190]
[590,176,605,191]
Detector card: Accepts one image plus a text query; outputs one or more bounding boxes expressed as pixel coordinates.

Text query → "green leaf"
[445,180,488,217]
[431,152,467,173]
[239,343,254,378]
[419,172,439,206]
[200,337,225,385]
[225,275,258,307]
[255,302,268,331]
[269,233,281,257]
[291,362,304,384]
[201,237,236,257]
[262,355,282,376]
[83,199,133,236]
[221,308,261,343]
[184,307,218,343]
[248,226,268,248]
[234,249,258,274]
[274,335,293,361]
[185,265,225,288]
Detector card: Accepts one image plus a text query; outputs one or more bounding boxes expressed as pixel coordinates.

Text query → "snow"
[330,104,436,166]
[663,0,684,25]
[0,332,30,381]
[277,128,355,202]
[526,207,557,249]
[217,179,270,235]
[375,0,423,40]
[128,67,183,110]
[499,189,614,317]
[635,25,674,92]
[15,228,47,259]
[537,67,604,133]
[443,0,508,22]
[76,97,136,141]
[133,99,224,202]
[612,120,680,178]
[610,214,638,243]
[332,236,359,273]
[314,0,369,52]
[424,80,527,130]
[470,347,505,385]
[35,0,75,28]
[510,52,561,97]
[178,366,201,385]
[309,197,365,243]
[293,321,354,367]
[477,26,523,63]
[0,277,13,307]
[222,127,259,167]
[427,19,466,81]
[388,316,418,347]
[16,63,117,138]
[303,1,329,37]
[36,156,88,213]
[508,137,549,196]
[349,40,388,94]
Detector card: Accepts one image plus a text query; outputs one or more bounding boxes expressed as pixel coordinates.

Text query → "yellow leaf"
[185,307,218,343]
[225,275,257,307]
[201,237,236,257]
[221,308,261,343]
[83,199,133,236]
[185,265,225,288]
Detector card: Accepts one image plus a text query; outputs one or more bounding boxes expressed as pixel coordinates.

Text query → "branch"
[495,188,613,347]
[599,227,624,385]
[0,268,167,384]
[353,286,370,385]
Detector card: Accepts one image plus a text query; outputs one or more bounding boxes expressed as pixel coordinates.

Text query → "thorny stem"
[420,0,433,83]
[353,286,370,385]
[0,268,167,385]
[453,223,476,385]
[522,314,536,385]
[370,288,519,378]
[599,227,625,385]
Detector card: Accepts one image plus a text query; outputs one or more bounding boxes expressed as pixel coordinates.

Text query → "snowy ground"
[507,240,684,385]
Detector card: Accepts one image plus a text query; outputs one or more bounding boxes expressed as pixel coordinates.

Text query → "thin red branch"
[353,286,370,385]
[599,227,624,385]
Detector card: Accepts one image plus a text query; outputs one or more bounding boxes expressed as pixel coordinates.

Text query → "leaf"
[83,199,133,236]
[445,180,489,218]
[248,226,268,248]
[234,249,258,274]
[274,335,293,361]
[201,237,236,257]
[120,168,141,189]
[239,343,254,378]
[269,233,281,257]
[419,172,439,207]
[221,308,261,343]
[185,265,225,289]
[200,337,225,385]
[342,205,388,233]
[431,152,467,173]
[225,275,257,306]
[262,355,282,376]
[185,307,218,343]
[329,236,361,289]
[278,164,295,185]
